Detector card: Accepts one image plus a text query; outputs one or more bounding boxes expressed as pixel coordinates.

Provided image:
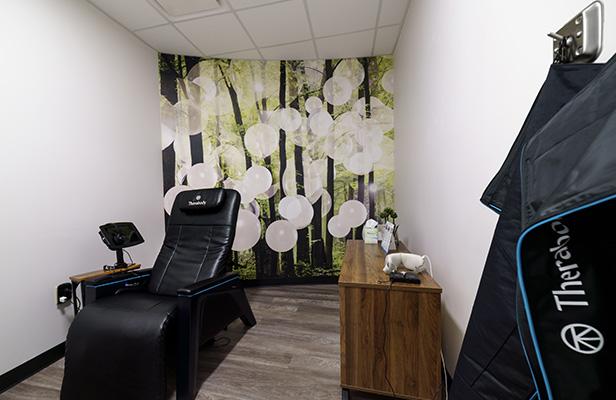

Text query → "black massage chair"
[61,188,256,400]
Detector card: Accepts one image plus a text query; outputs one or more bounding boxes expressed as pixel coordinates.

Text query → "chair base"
[177,284,256,400]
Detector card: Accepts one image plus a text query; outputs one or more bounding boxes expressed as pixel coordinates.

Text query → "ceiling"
[88,0,410,60]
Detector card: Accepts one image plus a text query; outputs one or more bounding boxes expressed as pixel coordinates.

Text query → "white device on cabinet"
[383,252,429,275]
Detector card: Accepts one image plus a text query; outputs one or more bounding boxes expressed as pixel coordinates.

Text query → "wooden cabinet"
[339,241,442,400]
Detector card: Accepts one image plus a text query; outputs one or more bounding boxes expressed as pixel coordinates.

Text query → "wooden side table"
[69,263,140,315]
[339,240,442,400]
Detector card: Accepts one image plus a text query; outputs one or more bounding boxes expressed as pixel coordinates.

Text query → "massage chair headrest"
[168,188,240,226]
[179,189,226,213]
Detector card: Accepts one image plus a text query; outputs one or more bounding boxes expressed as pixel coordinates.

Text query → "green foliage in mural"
[159,54,395,280]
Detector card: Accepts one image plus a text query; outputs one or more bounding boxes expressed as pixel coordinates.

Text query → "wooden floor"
[0,285,393,400]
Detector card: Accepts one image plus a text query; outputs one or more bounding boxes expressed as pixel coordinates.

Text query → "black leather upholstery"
[61,189,255,400]
[61,293,177,400]
[148,189,240,296]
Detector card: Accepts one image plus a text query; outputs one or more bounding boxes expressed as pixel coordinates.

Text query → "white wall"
[0,0,164,374]
[394,0,615,373]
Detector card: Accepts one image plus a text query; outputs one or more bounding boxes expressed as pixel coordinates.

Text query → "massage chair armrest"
[83,268,153,285]
[82,269,153,304]
[176,272,240,299]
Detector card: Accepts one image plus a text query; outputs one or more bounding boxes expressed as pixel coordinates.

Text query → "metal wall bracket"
[549,1,604,64]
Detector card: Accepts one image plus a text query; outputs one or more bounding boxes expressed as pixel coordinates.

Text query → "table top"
[339,240,442,293]
[69,263,141,283]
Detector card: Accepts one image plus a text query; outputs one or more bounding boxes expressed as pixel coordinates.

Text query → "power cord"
[382,280,397,398]
[123,249,134,264]
[213,336,231,348]
[424,255,434,277]
[69,293,82,312]
[441,351,448,400]
[103,250,134,271]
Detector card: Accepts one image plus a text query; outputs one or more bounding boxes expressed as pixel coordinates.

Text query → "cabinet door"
[340,286,441,399]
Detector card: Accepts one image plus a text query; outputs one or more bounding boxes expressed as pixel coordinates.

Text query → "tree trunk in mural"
[219,62,252,170]
[289,61,309,272]
[278,60,295,277]
[251,92,266,279]
[302,62,326,270]
[250,63,278,279]
[262,91,278,277]
[348,83,363,240]
[355,174,365,239]
[346,182,355,240]
[279,61,287,197]
[219,61,260,275]
[183,56,204,165]
[160,56,180,184]
[213,66,223,149]
[263,157,278,276]
[160,54,179,107]
[354,57,370,239]
[368,172,375,219]
[363,58,376,220]
[324,59,335,268]
[160,54,179,227]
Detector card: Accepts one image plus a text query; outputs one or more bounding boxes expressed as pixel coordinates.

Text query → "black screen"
[98,222,144,250]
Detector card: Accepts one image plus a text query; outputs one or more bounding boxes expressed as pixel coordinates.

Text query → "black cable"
[123,249,134,264]
[103,250,134,271]
[71,290,81,311]
[213,336,231,348]
[383,280,397,398]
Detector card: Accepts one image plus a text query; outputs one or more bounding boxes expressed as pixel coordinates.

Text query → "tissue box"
[363,227,379,244]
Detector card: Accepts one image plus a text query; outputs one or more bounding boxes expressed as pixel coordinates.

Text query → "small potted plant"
[379,207,399,248]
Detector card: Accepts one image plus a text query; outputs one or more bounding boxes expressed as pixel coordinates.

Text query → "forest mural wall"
[159,54,394,281]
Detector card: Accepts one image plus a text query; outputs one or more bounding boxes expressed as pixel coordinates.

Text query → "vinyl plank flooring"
[0,285,396,400]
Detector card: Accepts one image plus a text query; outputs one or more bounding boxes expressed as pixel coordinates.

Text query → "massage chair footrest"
[60,292,176,400]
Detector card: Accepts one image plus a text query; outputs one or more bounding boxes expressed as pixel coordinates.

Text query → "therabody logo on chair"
[548,221,605,355]
[188,194,207,207]
[549,221,589,312]
[560,323,604,355]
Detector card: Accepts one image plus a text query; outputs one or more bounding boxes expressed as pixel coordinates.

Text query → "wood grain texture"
[68,263,140,283]
[339,241,442,400]
[1,285,409,400]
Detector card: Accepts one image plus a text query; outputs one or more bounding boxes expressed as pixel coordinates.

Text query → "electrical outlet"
[56,282,72,306]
